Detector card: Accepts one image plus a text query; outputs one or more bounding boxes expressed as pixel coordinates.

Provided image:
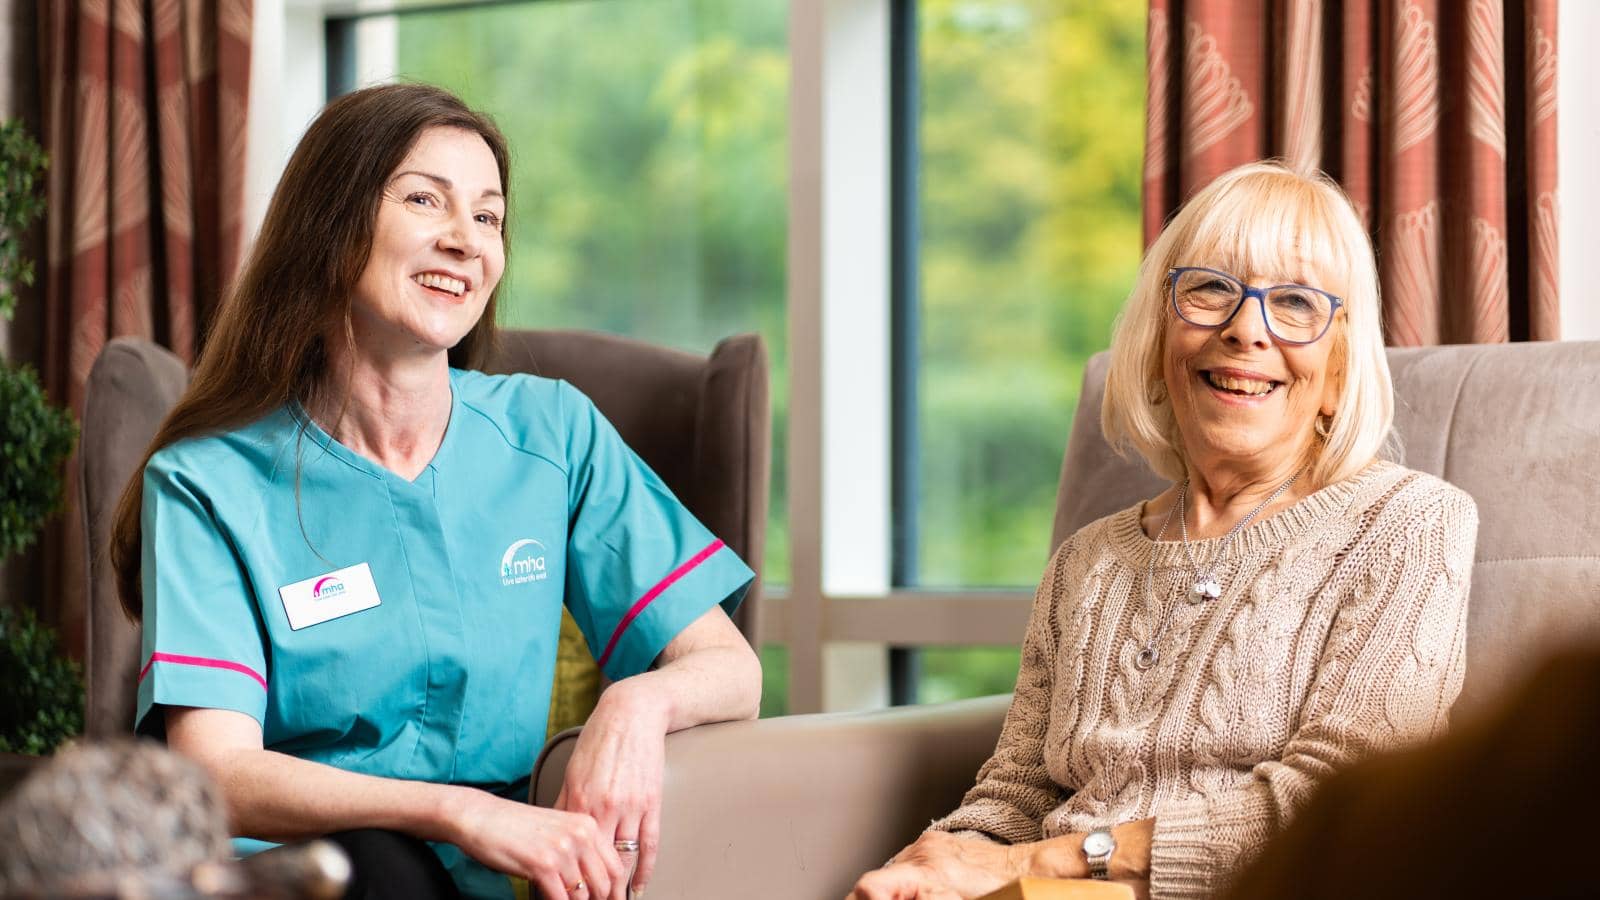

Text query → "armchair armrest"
[532,694,1010,899]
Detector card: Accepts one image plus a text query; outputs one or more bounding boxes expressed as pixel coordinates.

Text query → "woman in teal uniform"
[108,84,761,900]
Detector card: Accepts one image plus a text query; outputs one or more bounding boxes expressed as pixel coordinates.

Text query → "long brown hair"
[110,83,511,619]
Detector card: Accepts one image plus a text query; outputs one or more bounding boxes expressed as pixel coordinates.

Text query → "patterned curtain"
[39,0,252,652]
[1144,0,1558,345]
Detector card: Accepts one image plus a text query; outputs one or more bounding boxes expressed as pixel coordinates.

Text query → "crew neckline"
[1106,459,1406,567]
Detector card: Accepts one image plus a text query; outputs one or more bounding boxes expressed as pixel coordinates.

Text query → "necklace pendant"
[1135,647,1158,670]
[1191,574,1221,603]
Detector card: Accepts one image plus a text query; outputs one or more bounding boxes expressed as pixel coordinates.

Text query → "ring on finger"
[567,880,586,895]
[614,839,640,853]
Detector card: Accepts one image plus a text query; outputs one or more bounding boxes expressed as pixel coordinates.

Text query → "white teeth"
[413,272,466,296]
[1206,371,1276,396]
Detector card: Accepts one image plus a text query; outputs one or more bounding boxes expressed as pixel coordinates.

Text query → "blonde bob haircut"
[1102,160,1393,488]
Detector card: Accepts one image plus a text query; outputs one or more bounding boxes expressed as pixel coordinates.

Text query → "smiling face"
[1102,163,1390,491]
[1160,256,1344,477]
[347,126,506,361]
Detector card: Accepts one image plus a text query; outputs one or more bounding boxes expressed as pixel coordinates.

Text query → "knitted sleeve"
[1148,485,1478,900]
[927,541,1074,844]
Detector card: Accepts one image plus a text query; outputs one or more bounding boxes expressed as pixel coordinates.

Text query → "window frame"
[786,0,1033,714]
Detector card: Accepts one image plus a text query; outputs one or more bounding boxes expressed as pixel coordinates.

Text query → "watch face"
[1083,831,1115,856]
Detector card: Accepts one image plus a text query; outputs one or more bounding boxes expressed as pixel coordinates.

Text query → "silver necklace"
[1134,471,1302,671]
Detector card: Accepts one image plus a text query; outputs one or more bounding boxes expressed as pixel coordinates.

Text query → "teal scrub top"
[134,369,754,898]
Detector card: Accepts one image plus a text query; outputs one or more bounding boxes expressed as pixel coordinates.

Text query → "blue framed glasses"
[1167,266,1343,345]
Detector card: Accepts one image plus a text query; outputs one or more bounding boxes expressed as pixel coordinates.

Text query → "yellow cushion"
[547,608,603,741]
[512,612,602,900]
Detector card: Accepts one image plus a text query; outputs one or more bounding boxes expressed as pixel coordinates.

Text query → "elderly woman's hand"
[556,679,668,900]
[849,862,964,900]
[850,832,1023,900]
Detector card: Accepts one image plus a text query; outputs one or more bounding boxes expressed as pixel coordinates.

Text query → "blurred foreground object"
[1225,647,1600,900]
[0,740,348,899]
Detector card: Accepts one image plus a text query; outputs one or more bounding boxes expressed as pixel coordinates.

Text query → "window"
[897,0,1146,700]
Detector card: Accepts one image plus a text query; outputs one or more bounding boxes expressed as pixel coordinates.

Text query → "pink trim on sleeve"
[596,539,726,669]
[138,652,269,691]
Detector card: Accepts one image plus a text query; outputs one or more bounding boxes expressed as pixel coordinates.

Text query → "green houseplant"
[0,603,83,753]
[0,117,83,754]
[0,119,47,320]
[0,361,78,559]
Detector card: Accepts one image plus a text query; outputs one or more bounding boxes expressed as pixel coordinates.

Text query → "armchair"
[532,340,1600,898]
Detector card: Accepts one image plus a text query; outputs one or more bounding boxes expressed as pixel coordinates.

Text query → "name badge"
[278,563,381,630]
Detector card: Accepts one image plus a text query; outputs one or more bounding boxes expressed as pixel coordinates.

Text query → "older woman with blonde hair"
[851,161,1478,899]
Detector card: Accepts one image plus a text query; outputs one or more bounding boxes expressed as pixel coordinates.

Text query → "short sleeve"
[559,382,755,681]
[135,457,270,735]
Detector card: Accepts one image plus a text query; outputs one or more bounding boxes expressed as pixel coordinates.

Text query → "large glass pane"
[383,0,791,585]
[758,643,789,717]
[919,646,1021,703]
[914,0,1145,591]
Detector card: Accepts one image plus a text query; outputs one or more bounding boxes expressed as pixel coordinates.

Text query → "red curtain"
[39,0,252,652]
[1144,0,1558,345]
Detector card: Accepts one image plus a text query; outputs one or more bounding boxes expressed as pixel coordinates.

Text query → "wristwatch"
[1083,828,1116,880]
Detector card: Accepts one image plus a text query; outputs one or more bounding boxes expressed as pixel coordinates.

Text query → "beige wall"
[1560,0,1599,341]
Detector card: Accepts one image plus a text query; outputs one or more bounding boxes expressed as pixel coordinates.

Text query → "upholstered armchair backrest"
[1050,341,1600,717]
[487,329,770,641]
[80,339,192,738]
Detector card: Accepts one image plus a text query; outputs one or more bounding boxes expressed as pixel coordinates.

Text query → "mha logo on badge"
[500,539,548,586]
[311,576,346,599]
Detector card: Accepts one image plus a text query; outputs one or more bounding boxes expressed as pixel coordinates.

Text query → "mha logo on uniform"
[500,538,548,586]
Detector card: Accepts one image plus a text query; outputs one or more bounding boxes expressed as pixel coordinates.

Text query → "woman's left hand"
[556,680,669,900]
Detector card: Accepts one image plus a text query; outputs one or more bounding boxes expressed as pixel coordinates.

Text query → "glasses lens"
[1265,287,1333,342]
[1172,270,1241,325]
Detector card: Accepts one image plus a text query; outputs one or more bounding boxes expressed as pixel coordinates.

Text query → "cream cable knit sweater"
[929,461,1478,899]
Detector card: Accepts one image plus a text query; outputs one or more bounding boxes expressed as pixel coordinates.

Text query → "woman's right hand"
[445,787,624,900]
